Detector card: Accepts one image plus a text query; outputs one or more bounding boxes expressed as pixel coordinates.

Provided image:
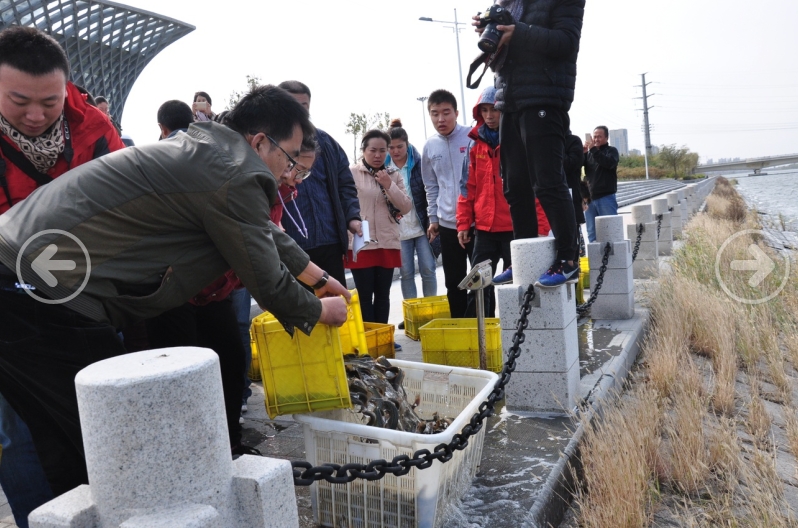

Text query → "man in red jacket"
[0,26,123,527]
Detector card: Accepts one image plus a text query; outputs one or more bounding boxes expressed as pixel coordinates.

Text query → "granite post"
[627,204,659,278]
[651,198,673,256]
[496,238,579,412]
[666,192,683,237]
[587,215,635,320]
[29,348,299,528]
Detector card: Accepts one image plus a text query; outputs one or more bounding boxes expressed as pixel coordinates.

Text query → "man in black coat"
[473,0,585,286]
[583,125,619,242]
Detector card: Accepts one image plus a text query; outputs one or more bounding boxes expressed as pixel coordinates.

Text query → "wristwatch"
[312,271,329,290]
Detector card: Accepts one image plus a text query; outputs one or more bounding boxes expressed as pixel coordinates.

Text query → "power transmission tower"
[634,73,656,179]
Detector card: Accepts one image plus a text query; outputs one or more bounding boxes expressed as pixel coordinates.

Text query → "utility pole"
[417,96,428,138]
[419,9,468,125]
[635,73,656,180]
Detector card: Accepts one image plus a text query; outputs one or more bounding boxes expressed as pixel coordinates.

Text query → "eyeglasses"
[266,135,297,171]
[293,166,312,182]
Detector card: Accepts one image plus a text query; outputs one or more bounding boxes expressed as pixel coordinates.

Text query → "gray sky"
[119,0,798,163]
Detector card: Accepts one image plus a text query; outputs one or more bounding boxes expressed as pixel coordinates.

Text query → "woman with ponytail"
[346,130,412,335]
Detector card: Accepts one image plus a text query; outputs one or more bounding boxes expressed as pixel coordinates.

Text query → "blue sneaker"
[537,260,579,287]
[394,342,402,352]
[493,267,513,285]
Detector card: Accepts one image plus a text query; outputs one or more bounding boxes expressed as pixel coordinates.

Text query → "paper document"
[352,220,370,262]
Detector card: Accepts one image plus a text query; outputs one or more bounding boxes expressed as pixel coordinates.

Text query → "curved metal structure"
[0,0,195,121]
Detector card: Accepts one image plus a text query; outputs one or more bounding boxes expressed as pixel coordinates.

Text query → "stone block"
[666,192,679,208]
[658,238,673,256]
[633,241,658,260]
[630,204,653,224]
[497,283,575,330]
[505,361,580,413]
[502,318,578,372]
[627,222,660,243]
[29,486,98,528]
[587,240,631,270]
[589,267,633,294]
[595,215,624,242]
[510,237,555,287]
[232,456,299,528]
[633,258,659,279]
[651,198,669,215]
[120,504,221,528]
[590,292,635,320]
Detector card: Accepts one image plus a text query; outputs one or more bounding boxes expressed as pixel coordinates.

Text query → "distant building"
[629,149,641,157]
[609,129,629,156]
[651,145,660,156]
[706,158,714,165]
[0,0,195,122]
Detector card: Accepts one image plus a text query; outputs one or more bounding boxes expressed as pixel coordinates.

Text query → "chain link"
[576,242,611,316]
[631,223,644,262]
[655,214,663,239]
[291,286,538,486]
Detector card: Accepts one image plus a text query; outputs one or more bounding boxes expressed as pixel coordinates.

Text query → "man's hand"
[318,297,348,326]
[472,14,485,35]
[583,137,593,153]
[495,24,516,50]
[427,222,440,242]
[457,230,471,248]
[348,219,363,237]
[315,275,351,301]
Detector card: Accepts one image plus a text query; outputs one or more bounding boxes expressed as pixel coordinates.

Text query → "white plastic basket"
[294,360,498,528]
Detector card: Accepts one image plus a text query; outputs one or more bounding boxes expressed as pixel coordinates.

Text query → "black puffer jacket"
[494,0,585,113]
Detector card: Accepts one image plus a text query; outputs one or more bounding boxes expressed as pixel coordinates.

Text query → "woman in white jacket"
[346,130,412,328]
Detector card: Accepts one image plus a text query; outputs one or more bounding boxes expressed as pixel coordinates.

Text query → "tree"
[226,75,262,110]
[657,144,701,179]
[344,112,391,160]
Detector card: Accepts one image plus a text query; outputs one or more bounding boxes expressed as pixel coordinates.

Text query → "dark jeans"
[0,290,127,497]
[500,106,578,262]
[350,267,395,323]
[465,230,513,318]
[306,243,346,285]
[229,287,253,403]
[439,226,474,318]
[145,298,244,447]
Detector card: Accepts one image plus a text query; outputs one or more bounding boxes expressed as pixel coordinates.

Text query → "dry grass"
[573,177,798,526]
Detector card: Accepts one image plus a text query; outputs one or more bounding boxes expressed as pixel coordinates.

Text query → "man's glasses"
[266,135,297,171]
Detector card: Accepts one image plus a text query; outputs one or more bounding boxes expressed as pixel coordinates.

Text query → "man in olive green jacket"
[0,85,349,496]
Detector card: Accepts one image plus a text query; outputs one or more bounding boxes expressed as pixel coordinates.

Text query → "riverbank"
[562,177,798,526]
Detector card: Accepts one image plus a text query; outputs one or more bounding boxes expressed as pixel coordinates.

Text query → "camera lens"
[478,23,502,53]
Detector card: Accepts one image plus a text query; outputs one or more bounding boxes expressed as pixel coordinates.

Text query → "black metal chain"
[655,214,663,239]
[576,242,611,316]
[291,285,538,486]
[631,223,644,262]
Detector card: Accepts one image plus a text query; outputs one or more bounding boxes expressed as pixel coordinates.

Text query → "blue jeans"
[0,393,54,528]
[229,288,253,403]
[400,236,438,299]
[585,194,618,242]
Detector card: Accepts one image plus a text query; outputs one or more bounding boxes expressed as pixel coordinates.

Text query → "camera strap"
[467,50,497,89]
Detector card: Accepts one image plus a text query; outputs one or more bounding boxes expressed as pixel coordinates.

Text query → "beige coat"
[349,162,412,251]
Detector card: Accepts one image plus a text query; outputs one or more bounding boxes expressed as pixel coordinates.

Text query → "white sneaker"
[241,403,248,413]
[239,415,245,424]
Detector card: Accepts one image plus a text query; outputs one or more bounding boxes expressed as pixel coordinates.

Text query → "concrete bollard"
[29,348,299,528]
[627,204,658,278]
[497,238,579,413]
[651,198,673,256]
[666,192,683,237]
[677,189,689,224]
[586,215,635,320]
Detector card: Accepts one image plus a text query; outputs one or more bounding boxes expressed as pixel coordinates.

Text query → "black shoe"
[398,321,405,330]
[232,444,262,460]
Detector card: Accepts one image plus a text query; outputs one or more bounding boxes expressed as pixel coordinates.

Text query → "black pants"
[500,107,578,262]
[0,291,127,496]
[350,267,394,323]
[145,298,244,447]
[305,243,346,285]
[465,230,513,318]
[439,226,474,318]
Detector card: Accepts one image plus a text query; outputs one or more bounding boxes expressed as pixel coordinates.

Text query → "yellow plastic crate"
[363,322,395,359]
[402,295,451,340]
[247,333,261,381]
[251,314,351,419]
[337,290,369,355]
[577,256,589,305]
[419,318,503,372]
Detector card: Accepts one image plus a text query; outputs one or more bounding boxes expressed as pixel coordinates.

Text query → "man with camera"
[583,126,619,242]
[473,0,585,287]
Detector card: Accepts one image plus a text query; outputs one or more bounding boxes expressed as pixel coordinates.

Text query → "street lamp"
[419,9,468,126]
[417,96,428,138]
